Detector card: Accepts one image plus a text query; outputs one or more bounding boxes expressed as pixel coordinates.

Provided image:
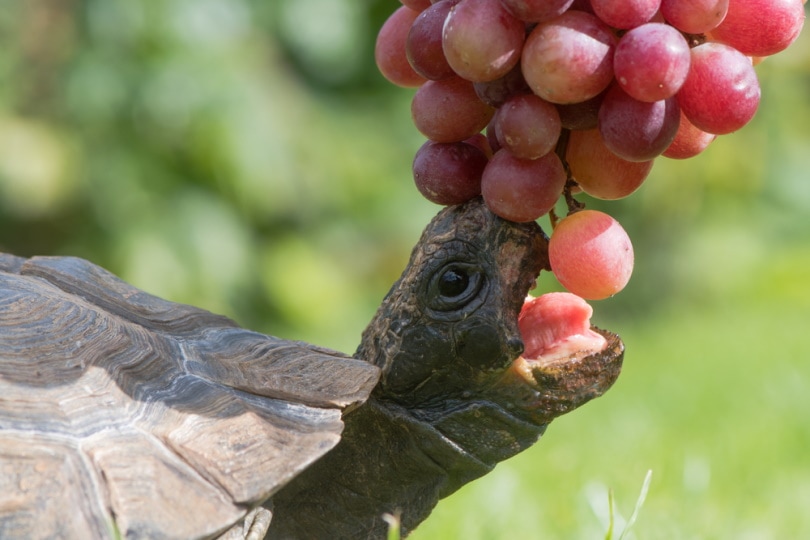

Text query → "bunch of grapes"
[375,0,805,299]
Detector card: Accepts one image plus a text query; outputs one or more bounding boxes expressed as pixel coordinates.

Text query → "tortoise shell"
[0,253,378,539]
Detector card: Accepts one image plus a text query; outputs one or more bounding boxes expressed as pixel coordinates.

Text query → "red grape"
[590,0,661,29]
[613,23,691,103]
[521,11,617,104]
[598,85,680,162]
[406,0,460,81]
[566,129,653,199]
[677,42,760,135]
[442,0,525,82]
[375,7,428,88]
[549,210,634,300]
[481,149,566,222]
[710,0,805,57]
[495,94,562,160]
[500,0,576,22]
[662,109,716,159]
[660,0,729,34]
[412,140,488,204]
[411,77,496,142]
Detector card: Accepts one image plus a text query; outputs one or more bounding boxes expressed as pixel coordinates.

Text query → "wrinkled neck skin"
[266,200,551,539]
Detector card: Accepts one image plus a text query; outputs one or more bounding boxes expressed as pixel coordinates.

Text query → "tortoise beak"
[498,328,624,424]
[485,290,624,426]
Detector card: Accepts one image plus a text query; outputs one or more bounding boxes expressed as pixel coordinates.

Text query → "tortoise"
[0,198,623,539]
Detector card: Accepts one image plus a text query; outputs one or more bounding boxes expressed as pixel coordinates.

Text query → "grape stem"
[550,128,585,229]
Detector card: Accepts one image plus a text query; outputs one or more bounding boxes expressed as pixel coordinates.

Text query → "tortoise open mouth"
[490,292,624,425]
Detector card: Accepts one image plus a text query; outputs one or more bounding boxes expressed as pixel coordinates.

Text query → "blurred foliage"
[1,1,808,538]
[0,0,431,350]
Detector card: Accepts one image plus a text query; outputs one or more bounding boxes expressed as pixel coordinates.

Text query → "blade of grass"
[618,469,653,540]
[604,488,616,540]
[383,512,401,540]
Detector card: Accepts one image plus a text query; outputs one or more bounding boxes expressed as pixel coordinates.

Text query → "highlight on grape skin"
[549,210,635,301]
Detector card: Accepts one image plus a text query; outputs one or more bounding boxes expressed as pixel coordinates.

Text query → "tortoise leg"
[216,506,272,540]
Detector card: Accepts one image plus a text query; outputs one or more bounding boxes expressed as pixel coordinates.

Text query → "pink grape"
[598,85,680,162]
[442,0,525,82]
[495,94,562,160]
[406,0,460,81]
[499,0,576,22]
[375,7,427,88]
[521,11,617,104]
[590,0,661,29]
[481,149,566,222]
[677,42,760,135]
[613,23,691,103]
[549,210,634,300]
[566,129,653,199]
[660,0,729,34]
[662,109,716,159]
[412,140,488,205]
[411,77,496,142]
[710,0,805,57]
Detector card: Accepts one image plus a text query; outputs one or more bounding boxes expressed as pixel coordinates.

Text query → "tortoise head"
[356,197,623,428]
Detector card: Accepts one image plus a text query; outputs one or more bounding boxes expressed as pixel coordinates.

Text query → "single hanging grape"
[549,210,634,300]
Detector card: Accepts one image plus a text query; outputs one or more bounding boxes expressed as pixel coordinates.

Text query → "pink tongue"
[519,292,607,360]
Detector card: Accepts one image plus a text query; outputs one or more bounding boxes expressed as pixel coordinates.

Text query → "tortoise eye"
[427,263,485,314]
[438,268,470,298]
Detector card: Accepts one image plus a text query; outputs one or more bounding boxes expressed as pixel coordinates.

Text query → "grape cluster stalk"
[376,0,805,299]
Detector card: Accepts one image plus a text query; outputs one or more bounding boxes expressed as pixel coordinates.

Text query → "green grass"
[410,279,810,539]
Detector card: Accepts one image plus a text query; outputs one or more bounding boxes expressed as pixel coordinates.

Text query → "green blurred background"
[1,1,808,538]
